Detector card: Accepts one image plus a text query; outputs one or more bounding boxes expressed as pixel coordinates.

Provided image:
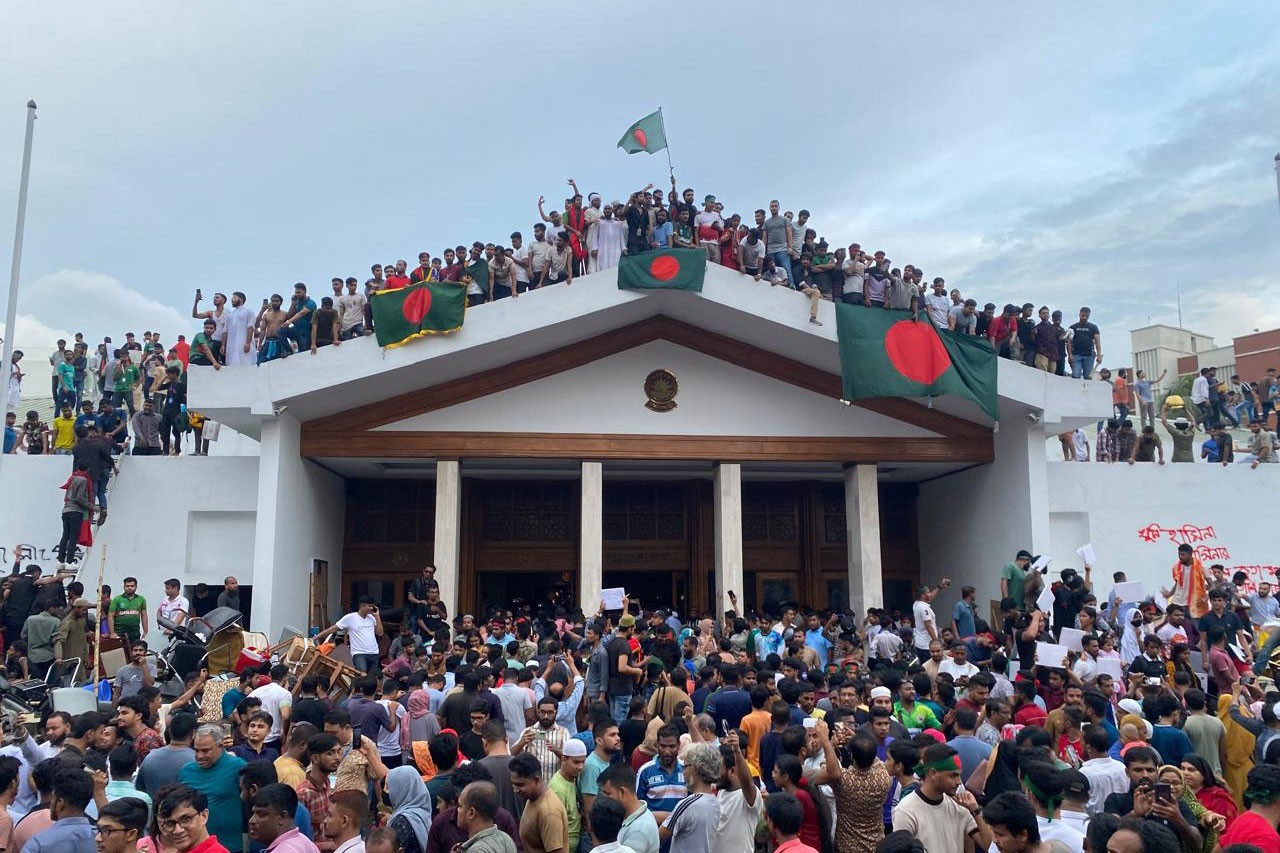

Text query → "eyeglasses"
[159,812,204,832]
[97,826,135,837]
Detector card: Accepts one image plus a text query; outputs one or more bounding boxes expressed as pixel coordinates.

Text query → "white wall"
[378,339,938,438]
[250,414,346,642]
[918,417,1051,614]
[0,454,259,647]
[921,451,1280,629]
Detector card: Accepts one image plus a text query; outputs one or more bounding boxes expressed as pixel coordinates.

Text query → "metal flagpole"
[0,100,38,489]
[658,107,674,180]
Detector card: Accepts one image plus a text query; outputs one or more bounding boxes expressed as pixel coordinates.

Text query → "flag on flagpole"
[617,110,668,155]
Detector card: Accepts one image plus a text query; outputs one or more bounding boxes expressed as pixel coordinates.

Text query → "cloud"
[11,269,190,348]
[0,314,74,352]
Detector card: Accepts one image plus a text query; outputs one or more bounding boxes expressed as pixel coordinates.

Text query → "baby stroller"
[155,606,245,699]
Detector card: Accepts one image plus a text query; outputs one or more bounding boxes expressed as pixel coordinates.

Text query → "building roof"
[191,263,1111,441]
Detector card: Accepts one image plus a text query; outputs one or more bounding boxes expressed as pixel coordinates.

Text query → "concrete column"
[433,461,462,619]
[713,463,743,618]
[845,463,883,616]
[580,462,603,613]
[250,412,307,638]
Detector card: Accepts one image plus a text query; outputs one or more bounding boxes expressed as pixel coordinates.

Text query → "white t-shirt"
[938,659,979,681]
[924,293,951,328]
[892,790,977,853]
[249,681,293,741]
[511,244,531,283]
[1072,429,1089,461]
[738,238,765,269]
[694,211,723,239]
[1036,815,1084,853]
[841,259,865,294]
[337,293,367,331]
[711,787,761,853]
[377,699,407,757]
[1157,622,1190,647]
[873,630,904,661]
[158,595,189,624]
[336,612,379,655]
[912,600,936,650]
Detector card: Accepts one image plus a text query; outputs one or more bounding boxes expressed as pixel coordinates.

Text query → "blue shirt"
[73,414,100,434]
[705,687,752,733]
[178,752,248,852]
[952,601,977,638]
[1150,723,1193,765]
[19,816,94,853]
[1203,437,1222,463]
[637,758,687,812]
[3,426,14,454]
[948,734,992,782]
[289,297,317,336]
[651,221,673,249]
[804,629,833,669]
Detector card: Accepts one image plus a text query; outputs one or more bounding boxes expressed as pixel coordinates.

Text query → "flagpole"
[0,100,37,491]
[658,107,674,180]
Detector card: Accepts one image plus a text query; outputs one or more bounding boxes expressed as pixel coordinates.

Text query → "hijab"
[387,765,433,850]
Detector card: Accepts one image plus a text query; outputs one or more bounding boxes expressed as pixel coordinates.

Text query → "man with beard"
[223,292,257,367]
[637,725,686,824]
[255,294,287,363]
[510,753,569,853]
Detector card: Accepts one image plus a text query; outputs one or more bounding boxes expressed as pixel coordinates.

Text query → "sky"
[1,1,1279,361]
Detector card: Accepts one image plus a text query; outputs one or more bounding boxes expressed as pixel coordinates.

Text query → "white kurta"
[591,218,627,272]
[6,362,19,412]
[223,304,258,367]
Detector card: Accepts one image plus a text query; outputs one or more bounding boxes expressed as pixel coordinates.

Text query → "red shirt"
[1219,812,1280,853]
[188,836,229,853]
[174,340,190,368]
[384,274,411,291]
[1015,703,1048,727]
[988,315,1017,344]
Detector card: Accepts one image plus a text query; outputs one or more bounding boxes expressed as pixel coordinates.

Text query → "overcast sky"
[2,1,1279,359]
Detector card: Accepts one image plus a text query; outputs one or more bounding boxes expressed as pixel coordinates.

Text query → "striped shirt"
[637,758,687,813]
[519,724,569,781]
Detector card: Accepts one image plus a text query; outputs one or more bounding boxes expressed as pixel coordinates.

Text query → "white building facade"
[4,265,1270,645]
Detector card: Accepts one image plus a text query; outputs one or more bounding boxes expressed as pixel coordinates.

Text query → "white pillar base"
[580,461,603,614]
[433,461,461,619]
[714,463,744,618]
[845,464,883,616]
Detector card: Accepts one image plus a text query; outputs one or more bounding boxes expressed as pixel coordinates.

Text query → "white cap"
[870,686,892,700]
[561,739,587,758]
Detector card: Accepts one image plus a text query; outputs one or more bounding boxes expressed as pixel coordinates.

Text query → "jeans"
[57,510,81,563]
[340,324,364,341]
[95,472,110,511]
[161,412,183,454]
[1115,404,1130,422]
[352,654,380,676]
[276,324,309,357]
[1070,354,1095,379]
[132,446,162,456]
[842,291,864,305]
[609,694,632,725]
[769,251,794,283]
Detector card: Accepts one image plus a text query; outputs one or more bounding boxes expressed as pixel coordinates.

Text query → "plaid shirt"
[1097,429,1119,462]
[297,775,332,838]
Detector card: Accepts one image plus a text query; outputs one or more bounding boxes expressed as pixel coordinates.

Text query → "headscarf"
[387,765,433,851]
[1161,765,1218,853]
[407,690,432,720]
[1218,693,1256,811]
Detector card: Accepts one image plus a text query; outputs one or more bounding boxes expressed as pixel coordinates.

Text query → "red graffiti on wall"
[1137,522,1278,593]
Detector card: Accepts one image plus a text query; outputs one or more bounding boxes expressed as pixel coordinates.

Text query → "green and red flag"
[835,304,999,420]
[617,248,706,292]
[617,110,668,155]
[371,280,467,348]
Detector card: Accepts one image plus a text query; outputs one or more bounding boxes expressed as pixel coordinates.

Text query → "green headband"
[924,755,961,774]
[1023,776,1064,818]
[1246,786,1280,807]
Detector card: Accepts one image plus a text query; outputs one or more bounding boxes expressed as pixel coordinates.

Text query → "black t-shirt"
[1070,322,1100,356]
[1199,610,1244,643]
[292,697,329,729]
[619,718,647,759]
[1005,615,1038,667]
[626,207,650,246]
[1130,654,1166,679]
[314,308,338,346]
[606,636,635,698]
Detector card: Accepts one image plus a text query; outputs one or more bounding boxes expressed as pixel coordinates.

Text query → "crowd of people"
[0,545,1279,853]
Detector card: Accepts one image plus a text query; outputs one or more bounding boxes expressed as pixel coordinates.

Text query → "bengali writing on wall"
[1137,522,1279,592]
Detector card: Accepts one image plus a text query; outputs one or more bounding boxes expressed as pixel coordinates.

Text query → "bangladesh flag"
[371,280,467,348]
[617,110,668,155]
[617,248,706,292]
[835,304,999,420]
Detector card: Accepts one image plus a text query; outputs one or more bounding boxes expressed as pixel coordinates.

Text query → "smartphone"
[351,725,363,751]
[1154,782,1172,804]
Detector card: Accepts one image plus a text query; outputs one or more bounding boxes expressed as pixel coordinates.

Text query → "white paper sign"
[1036,586,1055,614]
[1097,658,1125,682]
[1059,628,1086,652]
[601,588,626,610]
[1112,581,1146,604]
[1032,554,1052,572]
[1036,642,1069,669]
[1189,650,1205,673]
[1077,543,1097,566]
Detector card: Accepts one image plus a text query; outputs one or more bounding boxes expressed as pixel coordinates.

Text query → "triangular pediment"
[299,316,993,464]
